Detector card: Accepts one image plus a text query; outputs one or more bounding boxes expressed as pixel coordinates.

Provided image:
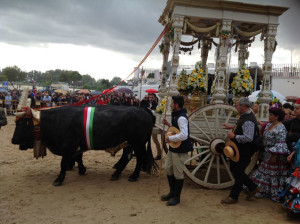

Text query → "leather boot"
[167,179,183,206]
[161,175,175,201]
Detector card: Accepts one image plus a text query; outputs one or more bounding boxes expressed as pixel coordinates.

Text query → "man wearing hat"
[284,98,300,152]
[161,95,193,206]
[221,97,260,204]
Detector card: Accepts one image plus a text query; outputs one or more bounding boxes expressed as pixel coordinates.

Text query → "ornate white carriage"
[154,0,288,189]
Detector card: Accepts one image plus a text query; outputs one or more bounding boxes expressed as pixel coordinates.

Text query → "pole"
[254,66,258,91]
[139,67,144,106]
[158,63,173,194]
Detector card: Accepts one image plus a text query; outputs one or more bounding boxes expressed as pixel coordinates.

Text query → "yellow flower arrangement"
[177,69,188,94]
[156,97,167,114]
[186,62,207,94]
[231,64,254,97]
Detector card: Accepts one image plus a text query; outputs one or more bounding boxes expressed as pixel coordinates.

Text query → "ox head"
[11,109,37,150]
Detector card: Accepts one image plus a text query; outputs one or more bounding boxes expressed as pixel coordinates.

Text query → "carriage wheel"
[183,104,259,189]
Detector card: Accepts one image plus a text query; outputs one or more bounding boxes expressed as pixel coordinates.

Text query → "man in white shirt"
[43,93,52,107]
[161,96,193,206]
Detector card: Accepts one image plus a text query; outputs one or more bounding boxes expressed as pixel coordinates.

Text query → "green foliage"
[147,73,154,78]
[1,65,125,90]
[0,75,8,82]
[97,79,112,91]
[59,71,82,84]
[2,66,24,83]
[110,76,122,86]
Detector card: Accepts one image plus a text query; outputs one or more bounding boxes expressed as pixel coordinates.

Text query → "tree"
[110,76,122,86]
[97,79,111,91]
[2,66,26,88]
[59,70,82,84]
[81,74,96,89]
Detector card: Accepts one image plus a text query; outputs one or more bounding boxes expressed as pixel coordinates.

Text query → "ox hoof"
[79,167,86,175]
[53,181,63,186]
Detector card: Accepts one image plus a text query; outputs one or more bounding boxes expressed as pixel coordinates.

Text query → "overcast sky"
[0,0,299,81]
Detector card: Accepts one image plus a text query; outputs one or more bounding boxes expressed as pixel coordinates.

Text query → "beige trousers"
[152,134,161,156]
[164,151,188,179]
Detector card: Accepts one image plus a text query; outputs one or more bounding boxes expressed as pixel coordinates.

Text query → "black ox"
[12,105,156,186]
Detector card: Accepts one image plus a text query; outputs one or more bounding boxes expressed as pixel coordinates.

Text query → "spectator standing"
[5,92,12,115]
[43,93,52,107]
[148,93,162,160]
[284,98,300,152]
[11,92,18,112]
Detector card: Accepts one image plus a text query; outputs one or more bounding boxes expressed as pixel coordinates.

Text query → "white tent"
[248,90,286,104]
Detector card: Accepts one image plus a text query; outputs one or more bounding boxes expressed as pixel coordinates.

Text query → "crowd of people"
[0,88,159,113]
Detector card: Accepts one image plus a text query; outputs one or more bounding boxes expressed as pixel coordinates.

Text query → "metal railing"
[0,100,70,115]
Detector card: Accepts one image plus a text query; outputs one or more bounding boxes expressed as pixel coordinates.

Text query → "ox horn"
[17,87,30,111]
[31,109,40,121]
[14,111,26,117]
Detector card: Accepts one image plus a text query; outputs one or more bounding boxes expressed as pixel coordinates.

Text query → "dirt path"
[0,116,298,224]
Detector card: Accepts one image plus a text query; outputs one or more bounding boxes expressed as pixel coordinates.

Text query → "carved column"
[212,19,232,103]
[201,39,212,68]
[162,15,183,113]
[238,42,249,67]
[257,24,278,122]
[169,15,184,95]
[158,32,170,99]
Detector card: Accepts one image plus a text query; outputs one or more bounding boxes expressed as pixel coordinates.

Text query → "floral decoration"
[221,30,230,40]
[169,27,174,42]
[156,97,167,114]
[159,43,164,53]
[186,62,207,95]
[210,77,217,95]
[231,64,254,97]
[177,69,188,94]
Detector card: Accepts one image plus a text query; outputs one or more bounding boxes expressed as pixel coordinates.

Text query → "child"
[280,139,300,213]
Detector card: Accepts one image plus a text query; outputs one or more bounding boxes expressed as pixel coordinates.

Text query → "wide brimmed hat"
[224,140,239,162]
[166,126,181,149]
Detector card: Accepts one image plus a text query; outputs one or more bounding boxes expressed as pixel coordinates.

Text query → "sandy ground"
[0,116,299,224]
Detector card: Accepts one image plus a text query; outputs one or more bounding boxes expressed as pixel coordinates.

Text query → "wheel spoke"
[190,136,210,145]
[191,121,211,141]
[204,155,215,183]
[221,154,234,181]
[216,156,220,184]
[185,149,210,164]
[193,145,209,149]
[215,109,219,137]
[224,110,233,124]
[202,112,214,138]
[191,153,212,176]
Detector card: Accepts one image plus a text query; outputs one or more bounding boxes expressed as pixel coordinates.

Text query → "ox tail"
[145,135,158,174]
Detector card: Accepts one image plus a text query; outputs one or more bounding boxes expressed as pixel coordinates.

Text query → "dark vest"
[169,109,193,153]
[233,111,259,160]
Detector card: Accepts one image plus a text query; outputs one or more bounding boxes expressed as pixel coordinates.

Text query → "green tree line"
[0,65,127,91]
